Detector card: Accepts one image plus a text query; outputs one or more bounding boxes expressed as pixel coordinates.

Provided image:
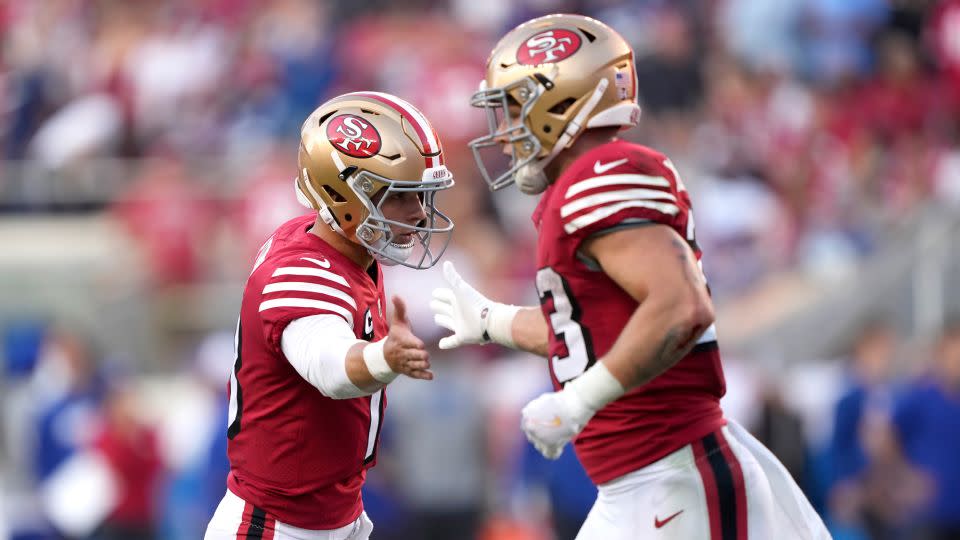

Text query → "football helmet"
[469,14,641,194]
[295,92,454,269]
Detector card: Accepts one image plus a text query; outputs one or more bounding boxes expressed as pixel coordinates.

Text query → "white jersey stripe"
[566,174,671,198]
[258,298,354,327]
[272,267,350,288]
[262,282,357,309]
[697,323,717,345]
[564,200,680,234]
[561,188,678,218]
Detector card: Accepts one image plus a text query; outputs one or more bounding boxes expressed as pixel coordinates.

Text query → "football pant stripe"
[718,430,749,540]
[258,298,354,328]
[693,438,724,539]
[563,200,680,234]
[235,501,253,539]
[560,188,677,218]
[701,431,746,540]
[272,267,350,288]
[565,173,670,198]
[262,282,357,309]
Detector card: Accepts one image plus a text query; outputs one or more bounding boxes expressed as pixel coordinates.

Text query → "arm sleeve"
[281,313,372,399]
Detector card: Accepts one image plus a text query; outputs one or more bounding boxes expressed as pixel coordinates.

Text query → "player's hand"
[431,261,496,349]
[520,389,596,460]
[384,296,433,381]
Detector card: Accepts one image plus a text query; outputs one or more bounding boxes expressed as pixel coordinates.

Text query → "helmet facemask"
[348,168,454,270]
[469,76,547,192]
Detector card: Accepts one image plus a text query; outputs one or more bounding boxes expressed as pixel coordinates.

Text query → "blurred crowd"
[5,304,960,540]
[2,0,960,539]
[1,0,958,290]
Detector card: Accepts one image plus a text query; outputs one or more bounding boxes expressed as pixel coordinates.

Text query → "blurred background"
[1,0,959,539]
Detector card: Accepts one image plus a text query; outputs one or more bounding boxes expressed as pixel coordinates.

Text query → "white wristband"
[485,303,521,347]
[363,338,397,384]
[566,362,625,412]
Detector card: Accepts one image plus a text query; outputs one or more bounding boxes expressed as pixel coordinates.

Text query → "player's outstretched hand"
[520,389,595,460]
[384,296,433,381]
[431,261,494,350]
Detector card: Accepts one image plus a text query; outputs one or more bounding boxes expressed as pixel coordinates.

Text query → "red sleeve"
[557,153,686,243]
[256,255,359,351]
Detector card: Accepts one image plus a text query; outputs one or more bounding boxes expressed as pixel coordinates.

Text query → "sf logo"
[327,114,382,158]
[518,29,581,65]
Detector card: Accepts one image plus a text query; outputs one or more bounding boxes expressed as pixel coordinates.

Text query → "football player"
[205,92,454,540]
[431,14,831,540]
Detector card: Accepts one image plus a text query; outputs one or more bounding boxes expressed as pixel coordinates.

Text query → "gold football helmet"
[469,14,641,193]
[295,92,454,269]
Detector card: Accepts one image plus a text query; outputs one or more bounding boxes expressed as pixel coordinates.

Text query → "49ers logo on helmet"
[327,114,382,158]
[517,29,581,65]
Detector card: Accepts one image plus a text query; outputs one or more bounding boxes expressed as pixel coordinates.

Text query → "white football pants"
[574,420,832,540]
[204,488,373,540]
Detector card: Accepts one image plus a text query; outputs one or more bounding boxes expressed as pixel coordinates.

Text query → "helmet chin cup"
[372,243,414,267]
[515,163,549,194]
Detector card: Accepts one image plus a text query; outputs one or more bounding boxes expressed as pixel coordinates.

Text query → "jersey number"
[536,267,596,383]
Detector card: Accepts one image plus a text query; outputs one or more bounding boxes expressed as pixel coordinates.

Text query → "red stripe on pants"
[236,501,253,539]
[693,438,724,539]
[718,430,749,540]
[262,516,276,540]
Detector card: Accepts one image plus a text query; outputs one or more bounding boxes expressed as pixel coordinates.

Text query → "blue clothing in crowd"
[892,379,960,527]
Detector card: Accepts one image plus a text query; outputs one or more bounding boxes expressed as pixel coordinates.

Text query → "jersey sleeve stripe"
[272,267,350,288]
[565,174,671,198]
[564,200,680,234]
[259,298,354,327]
[697,323,717,345]
[262,282,358,309]
[561,188,678,218]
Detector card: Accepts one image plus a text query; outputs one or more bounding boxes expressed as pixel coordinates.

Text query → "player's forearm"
[344,342,388,393]
[601,292,713,391]
[511,307,550,357]
[282,315,389,399]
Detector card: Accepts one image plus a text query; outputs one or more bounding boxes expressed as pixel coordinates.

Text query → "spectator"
[32,329,104,482]
[91,380,164,540]
[891,320,960,540]
[825,319,900,539]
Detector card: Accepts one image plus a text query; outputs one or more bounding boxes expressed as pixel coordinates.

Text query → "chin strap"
[517,77,610,194]
[554,77,609,155]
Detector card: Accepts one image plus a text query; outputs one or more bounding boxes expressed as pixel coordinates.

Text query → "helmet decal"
[517,29,582,65]
[348,91,444,167]
[326,114,382,158]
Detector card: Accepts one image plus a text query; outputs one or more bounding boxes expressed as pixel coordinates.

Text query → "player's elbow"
[670,289,714,339]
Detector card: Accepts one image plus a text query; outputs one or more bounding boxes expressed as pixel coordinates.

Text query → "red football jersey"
[225,214,388,529]
[532,139,726,485]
